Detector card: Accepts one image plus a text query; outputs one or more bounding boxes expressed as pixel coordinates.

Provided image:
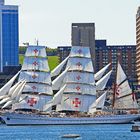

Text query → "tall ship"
[0,45,139,125]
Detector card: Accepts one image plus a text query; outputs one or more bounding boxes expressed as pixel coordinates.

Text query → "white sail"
[114,80,139,109]
[64,71,95,85]
[116,80,132,98]
[53,85,66,105]
[0,95,8,100]
[94,63,111,81]
[25,46,47,57]
[43,85,66,111]
[2,100,14,109]
[8,81,22,97]
[42,101,53,112]
[12,94,52,111]
[0,97,10,105]
[114,62,139,109]
[23,83,53,95]
[96,70,112,90]
[19,71,51,85]
[116,62,127,85]
[67,57,94,72]
[89,91,107,113]
[11,81,26,100]
[52,67,68,90]
[114,95,139,109]
[57,94,96,112]
[70,46,91,58]
[0,71,20,96]
[64,83,96,95]
[2,82,27,109]
[0,82,24,106]
[95,92,107,109]
[51,56,69,77]
[15,82,26,102]
[22,57,50,72]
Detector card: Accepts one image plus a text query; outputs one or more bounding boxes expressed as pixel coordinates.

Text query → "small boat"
[131,125,140,132]
[61,134,80,138]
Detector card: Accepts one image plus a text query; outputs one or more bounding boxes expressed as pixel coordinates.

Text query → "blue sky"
[6,0,140,48]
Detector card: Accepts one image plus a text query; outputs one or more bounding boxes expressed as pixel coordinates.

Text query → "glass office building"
[0,0,19,72]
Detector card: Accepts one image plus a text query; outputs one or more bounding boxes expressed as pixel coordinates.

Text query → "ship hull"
[0,112,139,125]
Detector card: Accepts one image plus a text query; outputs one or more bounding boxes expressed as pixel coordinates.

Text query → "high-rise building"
[58,40,137,86]
[71,23,95,69]
[136,6,140,85]
[0,0,19,72]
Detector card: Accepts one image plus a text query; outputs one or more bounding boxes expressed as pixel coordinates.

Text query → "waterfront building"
[57,46,71,62]
[96,40,137,86]
[136,6,140,85]
[0,65,21,87]
[58,40,137,86]
[0,0,19,72]
[72,23,95,69]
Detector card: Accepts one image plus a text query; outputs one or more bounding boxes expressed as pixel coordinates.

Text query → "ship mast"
[12,45,53,111]
[56,46,96,113]
[112,53,120,109]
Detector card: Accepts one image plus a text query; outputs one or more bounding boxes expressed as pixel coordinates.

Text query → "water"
[0,124,140,140]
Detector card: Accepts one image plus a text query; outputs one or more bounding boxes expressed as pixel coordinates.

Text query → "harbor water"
[0,124,140,140]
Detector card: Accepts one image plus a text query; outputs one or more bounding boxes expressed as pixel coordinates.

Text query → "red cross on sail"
[116,84,121,96]
[27,98,37,107]
[76,75,81,80]
[76,86,80,91]
[72,98,81,107]
[32,74,37,79]
[34,49,38,54]
[76,62,82,67]
[33,61,38,66]
[32,86,37,90]
[77,49,82,54]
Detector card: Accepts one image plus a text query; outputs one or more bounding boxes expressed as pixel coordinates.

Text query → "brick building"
[57,40,137,86]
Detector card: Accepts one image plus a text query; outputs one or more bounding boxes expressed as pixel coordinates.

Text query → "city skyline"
[6,0,140,48]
